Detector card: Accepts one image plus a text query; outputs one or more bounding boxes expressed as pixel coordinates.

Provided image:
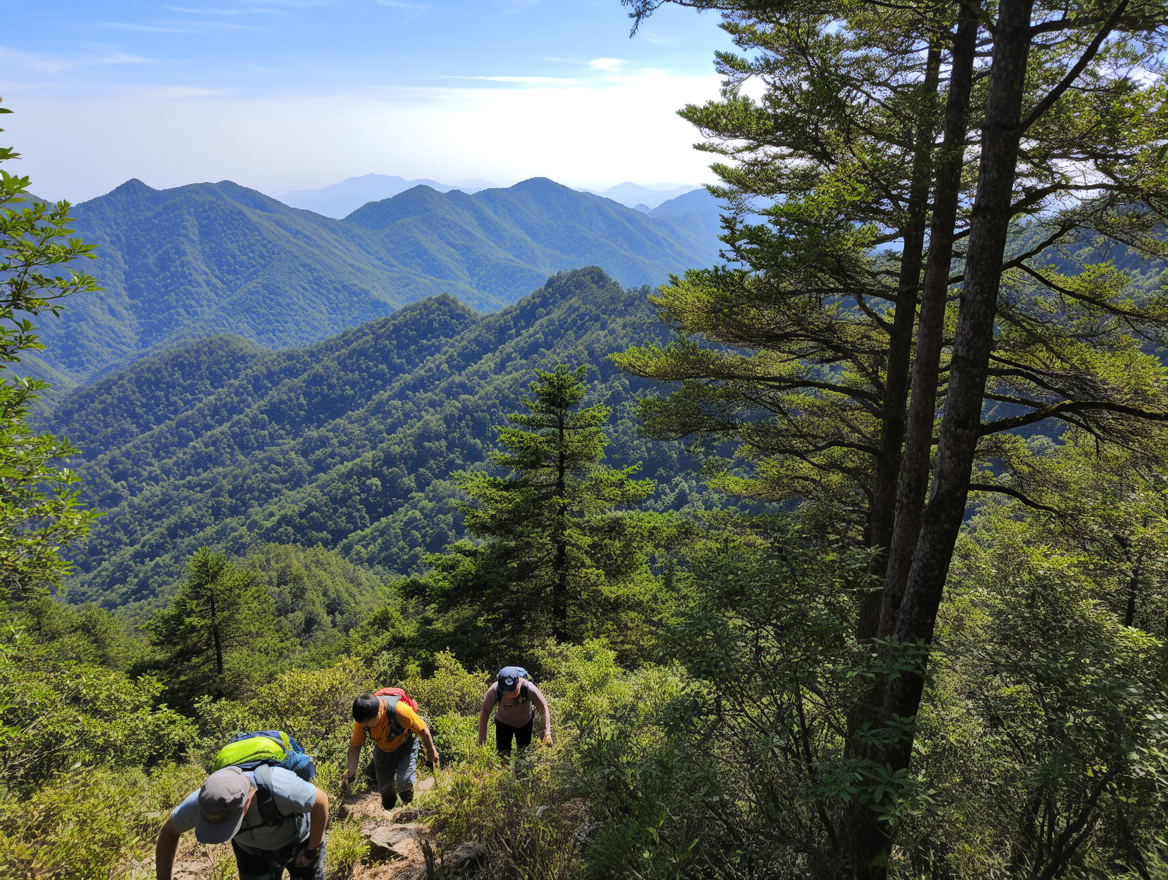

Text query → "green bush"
[0,766,173,879]
[322,817,368,880]
[426,747,582,880]
[399,650,488,718]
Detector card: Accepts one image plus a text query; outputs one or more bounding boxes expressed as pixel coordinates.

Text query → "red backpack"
[374,687,419,713]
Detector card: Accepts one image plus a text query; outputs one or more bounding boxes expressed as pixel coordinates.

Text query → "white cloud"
[444,75,578,85]
[377,0,427,8]
[588,57,626,73]
[7,68,722,202]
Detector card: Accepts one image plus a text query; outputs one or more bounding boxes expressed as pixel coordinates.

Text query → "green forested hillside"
[28,178,720,384]
[46,268,705,611]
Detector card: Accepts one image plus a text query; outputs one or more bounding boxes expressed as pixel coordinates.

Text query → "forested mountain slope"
[29,178,720,384]
[46,268,702,611]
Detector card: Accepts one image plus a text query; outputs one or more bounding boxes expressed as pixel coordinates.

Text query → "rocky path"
[342,777,434,880]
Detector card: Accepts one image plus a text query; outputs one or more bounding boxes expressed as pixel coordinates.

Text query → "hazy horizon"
[5,0,732,203]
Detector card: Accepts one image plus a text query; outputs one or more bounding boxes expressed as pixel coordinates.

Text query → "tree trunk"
[845,2,1036,874]
[858,45,942,642]
[553,414,568,640]
[879,1,979,637]
[209,588,224,676]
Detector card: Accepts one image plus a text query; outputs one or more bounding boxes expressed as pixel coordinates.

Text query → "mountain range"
[24,176,723,388]
[278,173,496,218]
[41,268,705,613]
[277,175,701,219]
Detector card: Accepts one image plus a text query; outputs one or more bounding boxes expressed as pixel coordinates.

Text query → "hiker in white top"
[477,665,553,755]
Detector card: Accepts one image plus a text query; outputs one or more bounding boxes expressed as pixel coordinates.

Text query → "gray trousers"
[372,735,417,809]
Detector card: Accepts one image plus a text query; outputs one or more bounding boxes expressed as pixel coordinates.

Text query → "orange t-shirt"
[350,697,427,753]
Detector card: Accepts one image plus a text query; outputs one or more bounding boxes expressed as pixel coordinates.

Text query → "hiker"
[477,665,553,755]
[344,691,441,810]
[154,765,328,880]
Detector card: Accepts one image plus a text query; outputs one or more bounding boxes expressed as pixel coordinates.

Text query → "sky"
[2,0,735,203]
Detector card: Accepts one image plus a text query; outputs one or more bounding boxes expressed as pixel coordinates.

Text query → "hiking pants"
[373,735,417,809]
[232,836,325,880]
[495,714,534,754]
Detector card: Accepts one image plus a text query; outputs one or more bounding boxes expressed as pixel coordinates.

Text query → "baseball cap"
[497,666,524,696]
[195,766,252,844]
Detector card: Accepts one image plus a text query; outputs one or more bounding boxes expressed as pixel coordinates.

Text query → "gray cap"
[195,766,252,844]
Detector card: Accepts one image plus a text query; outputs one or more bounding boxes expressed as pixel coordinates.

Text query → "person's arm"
[155,816,182,880]
[477,684,498,746]
[343,722,365,787]
[530,683,553,744]
[294,786,329,868]
[419,725,440,770]
[344,743,362,786]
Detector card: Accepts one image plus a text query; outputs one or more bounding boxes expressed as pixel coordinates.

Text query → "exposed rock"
[365,822,425,863]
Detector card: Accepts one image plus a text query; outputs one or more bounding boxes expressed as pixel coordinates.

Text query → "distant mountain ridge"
[31,177,724,384]
[584,182,701,210]
[278,173,495,219]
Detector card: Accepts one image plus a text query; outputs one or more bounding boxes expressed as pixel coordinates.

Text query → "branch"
[1019,0,1132,137]
[968,482,1064,514]
[980,399,1168,435]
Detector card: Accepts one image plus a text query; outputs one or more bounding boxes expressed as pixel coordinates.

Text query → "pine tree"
[425,365,656,661]
[145,548,291,709]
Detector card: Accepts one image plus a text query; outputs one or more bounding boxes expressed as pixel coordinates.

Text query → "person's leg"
[395,737,418,804]
[232,840,279,880]
[495,718,517,755]
[372,744,398,810]
[514,714,534,750]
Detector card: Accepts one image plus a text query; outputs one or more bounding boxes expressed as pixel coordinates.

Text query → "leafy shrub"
[426,748,582,880]
[399,650,487,718]
[322,817,368,880]
[427,713,484,768]
[0,639,194,796]
[0,767,164,879]
[190,656,367,780]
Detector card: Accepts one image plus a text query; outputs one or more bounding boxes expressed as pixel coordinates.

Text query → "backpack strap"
[241,764,287,830]
[377,694,406,740]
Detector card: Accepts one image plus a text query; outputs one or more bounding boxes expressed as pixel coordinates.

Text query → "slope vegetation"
[46,268,701,610]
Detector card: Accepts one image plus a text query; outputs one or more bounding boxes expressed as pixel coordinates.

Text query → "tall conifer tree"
[426,365,655,659]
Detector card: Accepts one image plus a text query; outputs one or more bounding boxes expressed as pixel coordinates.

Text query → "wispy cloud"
[148,86,232,98]
[106,20,263,33]
[588,57,626,73]
[377,0,427,8]
[443,75,577,85]
[0,45,156,75]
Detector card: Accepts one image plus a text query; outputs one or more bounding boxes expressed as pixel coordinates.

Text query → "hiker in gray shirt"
[155,765,328,880]
[477,665,553,755]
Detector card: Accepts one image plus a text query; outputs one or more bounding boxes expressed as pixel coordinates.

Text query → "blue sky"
[3,0,734,202]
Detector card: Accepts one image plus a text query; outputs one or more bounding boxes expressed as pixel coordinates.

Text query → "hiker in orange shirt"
[343,691,440,810]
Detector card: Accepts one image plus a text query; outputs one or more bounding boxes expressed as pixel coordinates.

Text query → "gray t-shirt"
[171,767,315,855]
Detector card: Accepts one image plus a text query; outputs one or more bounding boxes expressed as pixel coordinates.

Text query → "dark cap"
[497,666,524,696]
[195,766,252,844]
